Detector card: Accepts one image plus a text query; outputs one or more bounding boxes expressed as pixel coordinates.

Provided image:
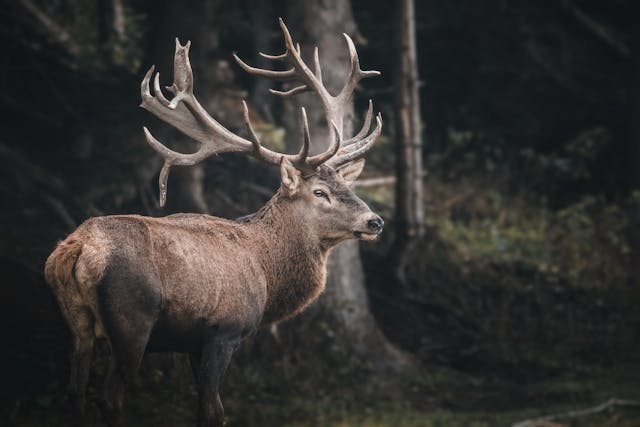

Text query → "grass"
[10,397,640,427]
[6,364,640,426]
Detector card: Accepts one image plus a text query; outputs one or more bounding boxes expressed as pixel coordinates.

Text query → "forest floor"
[5,362,640,426]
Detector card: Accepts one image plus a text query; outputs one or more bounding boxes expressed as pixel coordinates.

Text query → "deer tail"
[44,237,84,290]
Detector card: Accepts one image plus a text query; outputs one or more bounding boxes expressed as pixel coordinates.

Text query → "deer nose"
[367,216,384,233]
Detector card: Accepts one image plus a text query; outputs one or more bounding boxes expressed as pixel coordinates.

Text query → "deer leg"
[96,266,162,426]
[66,309,95,427]
[196,326,240,427]
[98,356,126,427]
[98,308,158,426]
[189,351,202,388]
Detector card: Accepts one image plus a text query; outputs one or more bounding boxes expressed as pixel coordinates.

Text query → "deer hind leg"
[95,264,162,426]
[196,325,241,427]
[63,307,95,427]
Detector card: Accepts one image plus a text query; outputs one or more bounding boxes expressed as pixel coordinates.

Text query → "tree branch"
[354,175,395,187]
[512,397,640,427]
[111,0,126,41]
[525,42,581,95]
[563,0,631,58]
[19,0,82,58]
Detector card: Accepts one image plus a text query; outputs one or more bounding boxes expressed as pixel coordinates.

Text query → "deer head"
[278,159,383,244]
[140,18,384,241]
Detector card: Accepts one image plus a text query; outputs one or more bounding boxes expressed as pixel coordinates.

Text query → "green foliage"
[553,194,635,286]
[364,124,640,376]
[426,184,636,289]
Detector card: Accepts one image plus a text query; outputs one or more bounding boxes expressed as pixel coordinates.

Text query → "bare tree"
[392,0,424,284]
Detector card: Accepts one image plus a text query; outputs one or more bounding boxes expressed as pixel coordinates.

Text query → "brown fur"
[44,163,382,426]
[45,237,94,336]
[45,198,331,337]
[44,237,84,291]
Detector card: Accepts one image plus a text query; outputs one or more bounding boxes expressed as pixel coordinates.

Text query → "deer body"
[45,19,383,427]
[48,194,333,354]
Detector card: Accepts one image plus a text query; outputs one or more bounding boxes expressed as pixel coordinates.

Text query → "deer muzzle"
[354,214,384,241]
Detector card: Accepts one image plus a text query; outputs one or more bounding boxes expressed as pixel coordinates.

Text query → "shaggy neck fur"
[247,190,330,324]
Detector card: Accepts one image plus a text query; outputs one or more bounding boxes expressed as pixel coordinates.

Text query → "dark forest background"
[1,0,639,426]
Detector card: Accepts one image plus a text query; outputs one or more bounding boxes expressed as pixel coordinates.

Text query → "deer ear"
[280,157,302,195]
[336,159,365,186]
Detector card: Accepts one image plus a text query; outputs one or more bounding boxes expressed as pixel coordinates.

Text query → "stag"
[45,19,383,427]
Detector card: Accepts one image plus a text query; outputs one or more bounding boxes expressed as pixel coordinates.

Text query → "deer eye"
[313,189,329,200]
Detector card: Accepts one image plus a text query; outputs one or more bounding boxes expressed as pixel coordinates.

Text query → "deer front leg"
[196,326,239,427]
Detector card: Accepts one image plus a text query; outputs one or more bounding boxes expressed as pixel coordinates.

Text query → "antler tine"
[338,34,381,103]
[259,51,288,60]
[241,100,261,151]
[240,100,292,166]
[152,72,171,107]
[326,113,382,169]
[166,38,193,108]
[343,99,373,145]
[141,65,153,95]
[275,18,332,104]
[141,65,213,145]
[307,121,342,167]
[313,47,323,82]
[142,126,215,207]
[292,107,311,165]
[233,53,298,81]
[269,85,309,97]
[232,19,332,112]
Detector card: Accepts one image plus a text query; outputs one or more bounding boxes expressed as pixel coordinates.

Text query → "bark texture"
[392,0,424,283]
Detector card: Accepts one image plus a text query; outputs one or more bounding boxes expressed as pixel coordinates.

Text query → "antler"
[234,18,382,169]
[140,19,381,207]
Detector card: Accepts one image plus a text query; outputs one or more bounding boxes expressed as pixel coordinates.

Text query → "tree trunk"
[249,1,276,124]
[276,0,418,380]
[392,0,424,285]
[628,19,640,282]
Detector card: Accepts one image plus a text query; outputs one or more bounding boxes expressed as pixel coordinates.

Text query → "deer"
[44,18,383,427]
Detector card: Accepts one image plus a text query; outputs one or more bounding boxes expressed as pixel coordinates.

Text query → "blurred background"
[1,0,639,426]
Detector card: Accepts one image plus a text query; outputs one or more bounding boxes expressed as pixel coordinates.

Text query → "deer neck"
[248,192,330,324]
